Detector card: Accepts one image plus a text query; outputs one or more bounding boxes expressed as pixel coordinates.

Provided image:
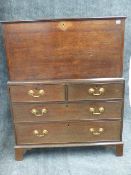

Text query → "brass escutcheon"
[58,21,72,31]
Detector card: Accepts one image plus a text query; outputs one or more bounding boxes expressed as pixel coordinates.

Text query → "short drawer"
[15,121,121,144]
[9,84,65,102]
[12,101,123,122]
[68,82,124,101]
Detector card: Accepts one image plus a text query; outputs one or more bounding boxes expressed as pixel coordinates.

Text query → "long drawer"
[15,120,121,144]
[12,101,123,122]
[68,82,124,101]
[9,84,65,102]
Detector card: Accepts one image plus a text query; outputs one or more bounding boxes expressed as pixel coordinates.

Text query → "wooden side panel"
[3,19,125,80]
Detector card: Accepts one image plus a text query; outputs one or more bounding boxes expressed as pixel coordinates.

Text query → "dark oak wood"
[9,84,65,102]
[14,141,124,159]
[12,101,123,123]
[9,80,124,102]
[15,148,25,161]
[15,120,121,144]
[14,141,123,148]
[68,82,124,101]
[2,17,125,160]
[116,143,123,156]
[3,18,125,81]
[7,77,125,85]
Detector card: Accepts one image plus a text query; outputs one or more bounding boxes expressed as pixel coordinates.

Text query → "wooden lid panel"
[3,19,125,80]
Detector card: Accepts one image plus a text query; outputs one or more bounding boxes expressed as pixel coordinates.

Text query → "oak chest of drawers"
[2,16,126,160]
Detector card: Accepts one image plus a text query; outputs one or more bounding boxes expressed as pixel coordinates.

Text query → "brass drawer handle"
[33,129,48,137]
[88,87,105,96]
[89,128,104,136]
[31,108,48,117]
[89,107,104,115]
[28,89,45,98]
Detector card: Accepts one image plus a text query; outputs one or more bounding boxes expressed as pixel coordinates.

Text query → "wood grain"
[12,101,123,123]
[116,143,123,156]
[15,148,25,161]
[68,82,124,101]
[3,19,125,80]
[15,120,121,144]
[2,17,125,159]
[9,84,65,102]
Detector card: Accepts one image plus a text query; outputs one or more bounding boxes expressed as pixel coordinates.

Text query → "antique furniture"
[2,16,126,160]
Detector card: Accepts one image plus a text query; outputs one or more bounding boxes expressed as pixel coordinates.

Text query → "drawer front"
[9,84,65,102]
[4,19,125,81]
[12,101,123,122]
[15,121,121,144]
[68,82,124,101]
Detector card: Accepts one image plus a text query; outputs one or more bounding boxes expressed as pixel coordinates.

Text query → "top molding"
[0,16,127,24]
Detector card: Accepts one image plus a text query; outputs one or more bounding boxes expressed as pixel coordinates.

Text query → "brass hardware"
[28,89,45,98]
[58,21,72,31]
[89,128,104,136]
[62,22,65,27]
[31,108,48,117]
[88,87,105,96]
[33,129,48,137]
[89,107,104,115]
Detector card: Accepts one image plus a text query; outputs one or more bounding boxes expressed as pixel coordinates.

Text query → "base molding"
[14,141,124,161]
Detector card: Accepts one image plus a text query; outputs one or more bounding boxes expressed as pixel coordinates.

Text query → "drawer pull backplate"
[88,87,105,96]
[31,108,48,117]
[89,107,104,115]
[89,128,104,136]
[28,89,45,98]
[33,129,48,137]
